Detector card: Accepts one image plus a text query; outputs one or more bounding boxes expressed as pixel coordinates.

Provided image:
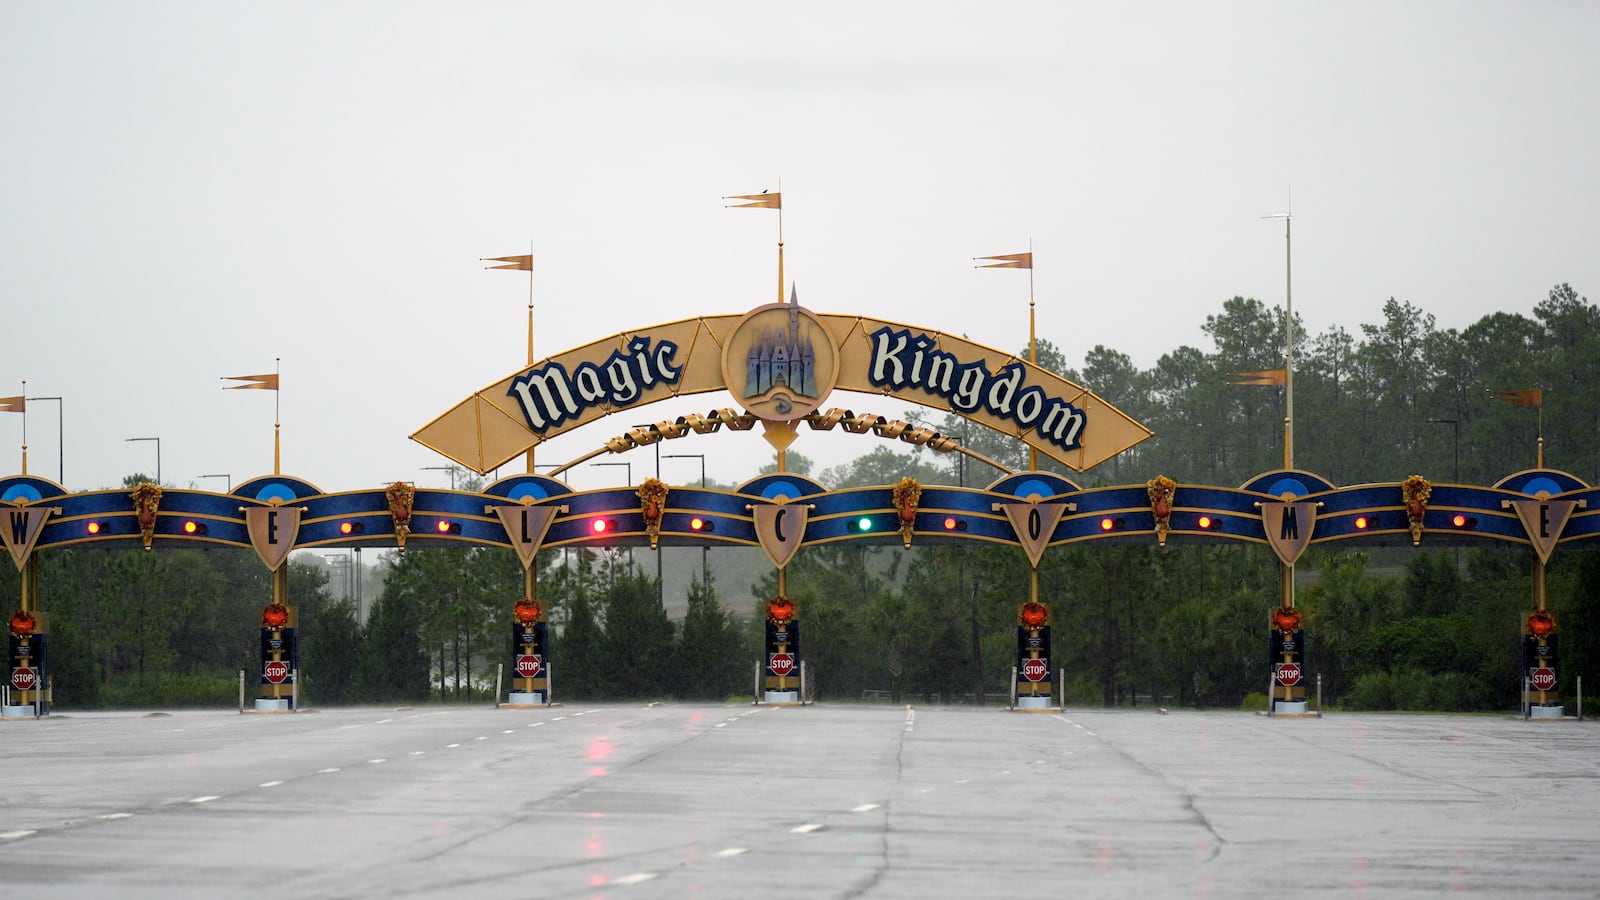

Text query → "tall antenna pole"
[1262,206,1293,470]
[1027,238,1038,471]
[776,179,785,304]
[273,358,281,475]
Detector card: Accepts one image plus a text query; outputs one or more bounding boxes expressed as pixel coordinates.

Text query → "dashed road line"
[791,823,824,834]
[851,803,880,813]
[97,813,133,820]
[259,781,283,788]
[189,795,220,804]
[317,767,340,774]
[611,873,657,885]
[0,830,37,840]
[712,847,748,858]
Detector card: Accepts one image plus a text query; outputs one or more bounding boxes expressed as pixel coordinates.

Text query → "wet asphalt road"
[2,703,1598,898]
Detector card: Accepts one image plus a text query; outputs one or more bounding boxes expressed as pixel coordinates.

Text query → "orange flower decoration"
[513,598,542,624]
[261,603,290,629]
[766,596,795,623]
[1019,601,1049,629]
[8,609,37,637]
[1528,611,1556,637]
[1272,606,1302,634]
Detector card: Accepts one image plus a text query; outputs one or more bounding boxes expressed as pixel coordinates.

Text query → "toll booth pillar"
[1270,605,1308,714]
[761,596,801,705]
[1015,601,1055,710]
[507,598,550,706]
[5,610,49,718]
[1524,611,1562,718]
[257,603,297,712]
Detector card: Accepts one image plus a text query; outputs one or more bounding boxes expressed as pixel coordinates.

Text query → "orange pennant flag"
[222,374,280,391]
[1232,369,1289,387]
[0,396,23,413]
[976,252,1033,269]
[483,254,533,271]
[724,192,781,209]
[1491,388,1543,407]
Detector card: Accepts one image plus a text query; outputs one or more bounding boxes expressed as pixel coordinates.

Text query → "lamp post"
[664,453,709,586]
[198,473,232,492]
[593,461,639,577]
[125,436,161,485]
[421,465,457,489]
[1427,418,1460,482]
[26,395,62,484]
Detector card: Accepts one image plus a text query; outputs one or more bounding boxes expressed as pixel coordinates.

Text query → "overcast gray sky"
[4,2,1597,494]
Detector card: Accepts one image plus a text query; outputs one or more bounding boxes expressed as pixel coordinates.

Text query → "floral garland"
[1401,474,1431,545]
[130,482,162,551]
[8,609,37,637]
[386,481,415,549]
[637,477,668,549]
[1018,600,1049,629]
[893,477,921,547]
[1527,610,1556,637]
[261,603,290,630]
[513,597,543,624]
[1272,605,1302,634]
[1147,475,1176,546]
[766,596,796,623]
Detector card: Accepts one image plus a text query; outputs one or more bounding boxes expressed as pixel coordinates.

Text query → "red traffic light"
[942,517,968,531]
[1451,514,1477,528]
[592,519,611,534]
[182,520,208,535]
[435,520,462,534]
[1099,517,1125,531]
[339,521,366,535]
[689,517,714,532]
[86,521,106,535]
[1197,515,1213,529]
[1354,516,1370,530]
[766,596,795,622]
[1528,611,1556,636]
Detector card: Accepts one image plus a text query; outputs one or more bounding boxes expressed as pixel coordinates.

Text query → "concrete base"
[1015,695,1058,711]
[1530,705,1565,719]
[762,690,801,705]
[2,704,38,718]
[253,698,291,713]
[503,691,546,707]
[1274,700,1309,715]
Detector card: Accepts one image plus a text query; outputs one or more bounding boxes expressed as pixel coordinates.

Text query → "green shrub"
[101,672,240,708]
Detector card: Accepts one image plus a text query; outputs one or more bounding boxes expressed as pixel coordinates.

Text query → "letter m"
[1278,506,1299,540]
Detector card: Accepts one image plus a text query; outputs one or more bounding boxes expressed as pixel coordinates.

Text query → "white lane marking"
[790,823,824,834]
[528,722,544,728]
[447,743,461,748]
[851,803,880,813]
[317,768,340,774]
[369,758,387,764]
[552,716,567,721]
[409,751,425,756]
[97,813,133,820]
[259,781,283,788]
[571,712,586,717]
[502,729,516,734]
[715,722,729,728]
[611,873,657,885]
[712,847,749,858]
[189,795,220,804]
[0,830,37,840]
[954,779,970,784]
[376,718,393,724]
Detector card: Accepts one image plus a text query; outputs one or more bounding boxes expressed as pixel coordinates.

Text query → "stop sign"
[1531,667,1558,692]
[263,660,290,684]
[516,654,542,678]
[10,667,37,691]
[1021,658,1048,682]
[768,652,795,677]
[1275,662,1302,687]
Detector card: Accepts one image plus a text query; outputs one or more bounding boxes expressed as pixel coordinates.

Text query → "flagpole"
[527,240,536,475]
[1262,208,1293,470]
[1027,240,1038,471]
[18,380,26,476]
[273,358,281,475]
[771,176,777,302]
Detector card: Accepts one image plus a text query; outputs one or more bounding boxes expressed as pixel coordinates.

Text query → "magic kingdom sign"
[412,295,1152,472]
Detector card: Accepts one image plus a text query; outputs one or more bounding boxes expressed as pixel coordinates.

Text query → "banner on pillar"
[994,502,1070,568]
[1260,501,1319,566]
[753,503,810,568]
[1505,499,1584,564]
[490,503,563,568]
[245,506,303,571]
[1,505,59,571]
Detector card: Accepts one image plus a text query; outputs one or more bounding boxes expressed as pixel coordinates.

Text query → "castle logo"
[722,291,839,421]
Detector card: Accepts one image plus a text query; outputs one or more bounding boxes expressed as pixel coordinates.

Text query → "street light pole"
[592,461,635,571]
[664,453,709,586]
[1428,418,1460,482]
[198,473,232,492]
[26,395,62,484]
[421,465,457,489]
[125,436,161,485]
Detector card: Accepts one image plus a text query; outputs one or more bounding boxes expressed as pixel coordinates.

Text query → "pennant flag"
[976,252,1032,269]
[1491,388,1543,408]
[724,191,781,209]
[0,396,23,413]
[1232,369,1288,387]
[223,374,280,391]
[483,254,533,271]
